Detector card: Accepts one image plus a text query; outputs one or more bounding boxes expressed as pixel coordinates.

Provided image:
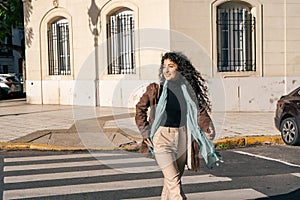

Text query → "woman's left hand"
[205,122,216,140]
[144,138,153,148]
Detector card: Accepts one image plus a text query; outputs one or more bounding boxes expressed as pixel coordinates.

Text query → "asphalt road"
[0,145,299,200]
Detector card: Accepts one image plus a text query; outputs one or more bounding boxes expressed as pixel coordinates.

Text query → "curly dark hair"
[159,51,211,112]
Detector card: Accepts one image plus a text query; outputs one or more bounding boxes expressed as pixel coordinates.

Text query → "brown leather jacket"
[135,82,213,139]
[135,82,213,171]
[135,83,214,171]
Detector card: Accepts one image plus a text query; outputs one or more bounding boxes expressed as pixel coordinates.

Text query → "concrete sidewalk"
[0,98,283,151]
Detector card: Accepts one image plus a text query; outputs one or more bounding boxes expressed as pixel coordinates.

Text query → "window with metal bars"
[217,3,256,72]
[47,18,71,75]
[107,9,135,75]
[0,35,13,57]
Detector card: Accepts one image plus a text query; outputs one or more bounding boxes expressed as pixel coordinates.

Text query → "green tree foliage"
[0,0,24,56]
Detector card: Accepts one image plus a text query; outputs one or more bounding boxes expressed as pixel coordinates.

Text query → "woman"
[135,52,221,200]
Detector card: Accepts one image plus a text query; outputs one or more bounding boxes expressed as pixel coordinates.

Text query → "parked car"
[0,74,22,99]
[274,86,300,145]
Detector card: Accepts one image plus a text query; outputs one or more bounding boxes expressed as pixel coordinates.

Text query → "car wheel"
[280,117,300,145]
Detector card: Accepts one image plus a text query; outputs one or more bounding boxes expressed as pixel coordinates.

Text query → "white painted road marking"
[123,188,267,200]
[3,175,231,199]
[4,166,159,183]
[4,152,128,162]
[4,157,155,172]
[3,152,273,200]
[234,150,300,168]
[291,173,300,178]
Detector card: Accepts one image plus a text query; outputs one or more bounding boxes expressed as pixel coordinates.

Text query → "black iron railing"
[217,8,256,72]
[107,11,135,74]
[48,20,71,75]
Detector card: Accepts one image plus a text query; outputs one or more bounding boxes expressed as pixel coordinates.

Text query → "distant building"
[23,0,300,111]
[0,28,24,74]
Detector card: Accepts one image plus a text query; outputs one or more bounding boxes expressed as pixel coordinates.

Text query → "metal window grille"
[107,10,135,74]
[48,19,71,75]
[1,65,8,73]
[217,7,256,72]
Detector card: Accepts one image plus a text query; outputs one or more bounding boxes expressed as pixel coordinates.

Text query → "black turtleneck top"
[161,80,187,127]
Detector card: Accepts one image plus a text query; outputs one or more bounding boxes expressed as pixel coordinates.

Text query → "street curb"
[0,135,284,151]
[0,142,118,151]
[214,135,284,149]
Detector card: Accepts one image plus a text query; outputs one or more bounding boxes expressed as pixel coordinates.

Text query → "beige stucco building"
[23,0,300,111]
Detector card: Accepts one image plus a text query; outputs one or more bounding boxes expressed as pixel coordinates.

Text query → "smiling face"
[163,59,179,81]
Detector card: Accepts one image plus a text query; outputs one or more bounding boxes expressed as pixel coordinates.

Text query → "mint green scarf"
[150,80,222,169]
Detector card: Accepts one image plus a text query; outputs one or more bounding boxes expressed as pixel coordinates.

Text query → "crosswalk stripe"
[5,171,230,184]
[4,157,155,172]
[123,188,267,200]
[4,166,160,183]
[3,175,231,199]
[4,152,128,162]
[3,152,270,200]
[4,160,101,171]
[291,173,300,178]
[182,174,231,184]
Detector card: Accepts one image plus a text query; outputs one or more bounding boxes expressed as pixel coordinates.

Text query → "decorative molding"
[53,0,59,8]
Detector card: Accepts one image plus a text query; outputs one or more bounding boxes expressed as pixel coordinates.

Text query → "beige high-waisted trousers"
[153,126,187,200]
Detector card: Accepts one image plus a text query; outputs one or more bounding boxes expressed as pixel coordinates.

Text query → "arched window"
[47,18,71,75]
[107,9,135,74]
[217,2,256,72]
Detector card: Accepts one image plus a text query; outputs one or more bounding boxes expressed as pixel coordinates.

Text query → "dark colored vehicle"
[0,74,22,99]
[274,86,300,145]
